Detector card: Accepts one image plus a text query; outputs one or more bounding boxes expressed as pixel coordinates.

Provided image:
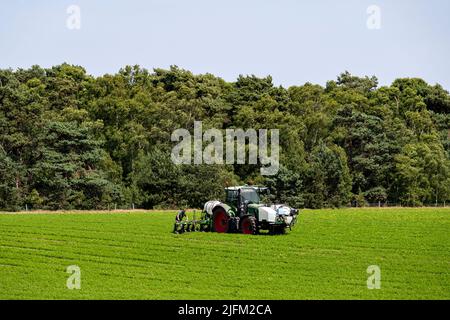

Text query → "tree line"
[0,64,449,210]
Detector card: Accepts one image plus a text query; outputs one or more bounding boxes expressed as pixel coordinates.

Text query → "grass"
[0,208,448,299]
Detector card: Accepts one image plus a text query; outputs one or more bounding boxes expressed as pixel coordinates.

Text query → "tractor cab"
[240,188,261,204]
[225,186,268,217]
[225,187,259,204]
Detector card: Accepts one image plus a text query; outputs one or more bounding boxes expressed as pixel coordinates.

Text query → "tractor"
[173,185,299,235]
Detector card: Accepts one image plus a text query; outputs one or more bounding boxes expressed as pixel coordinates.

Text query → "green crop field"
[0,208,448,300]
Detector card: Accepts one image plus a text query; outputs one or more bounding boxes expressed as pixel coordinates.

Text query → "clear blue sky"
[1,0,449,89]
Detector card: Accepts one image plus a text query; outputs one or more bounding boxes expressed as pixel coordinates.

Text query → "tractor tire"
[241,216,258,235]
[212,207,230,233]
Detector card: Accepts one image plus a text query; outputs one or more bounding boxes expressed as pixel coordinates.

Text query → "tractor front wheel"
[212,208,230,233]
[241,216,258,235]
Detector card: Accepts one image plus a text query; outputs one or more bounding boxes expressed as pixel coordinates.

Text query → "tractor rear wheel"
[241,216,257,235]
[212,208,230,233]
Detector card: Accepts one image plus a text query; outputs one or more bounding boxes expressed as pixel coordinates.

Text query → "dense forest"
[0,64,449,210]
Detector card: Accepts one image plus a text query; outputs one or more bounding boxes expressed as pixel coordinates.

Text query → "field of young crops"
[0,208,448,299]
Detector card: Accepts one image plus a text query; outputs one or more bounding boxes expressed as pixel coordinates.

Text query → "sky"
[1,0,449,89]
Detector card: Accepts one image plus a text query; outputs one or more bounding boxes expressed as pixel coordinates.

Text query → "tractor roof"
[225,185,268,191]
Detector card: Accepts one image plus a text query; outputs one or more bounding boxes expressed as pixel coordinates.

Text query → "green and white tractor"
[173,185,299,235]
